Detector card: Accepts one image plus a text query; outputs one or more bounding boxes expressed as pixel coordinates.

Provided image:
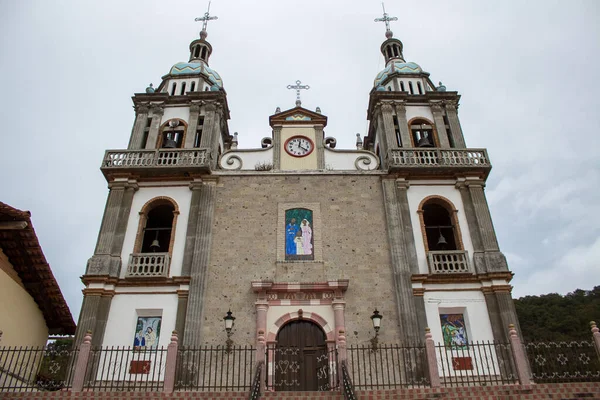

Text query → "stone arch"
[407,116,440,148]
[133,196,180,256]
[156,118,188,148]
[417,195,464,251]
[266,310,334,343]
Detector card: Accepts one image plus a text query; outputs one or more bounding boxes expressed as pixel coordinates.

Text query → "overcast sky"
[1,1,599,320]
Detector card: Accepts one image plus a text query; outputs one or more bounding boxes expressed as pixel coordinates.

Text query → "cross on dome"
[287,80,310,107]
[374,2,398,39]
[194,1,219,39]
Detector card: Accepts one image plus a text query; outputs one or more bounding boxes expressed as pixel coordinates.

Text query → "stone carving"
[324,137,337,149]
[261,137,273,148]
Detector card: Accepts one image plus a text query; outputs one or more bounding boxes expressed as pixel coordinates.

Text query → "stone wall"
[200,174,399,346]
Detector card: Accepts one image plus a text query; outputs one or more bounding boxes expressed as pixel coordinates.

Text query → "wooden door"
[274,320,328,391]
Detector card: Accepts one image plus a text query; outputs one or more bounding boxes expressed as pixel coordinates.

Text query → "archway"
[273,320,329,391]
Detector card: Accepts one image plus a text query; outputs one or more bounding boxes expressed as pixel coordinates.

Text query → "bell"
[436,233,448,250]
[163,138,177,148]
[150,239,161,252]
[417,135,433,148]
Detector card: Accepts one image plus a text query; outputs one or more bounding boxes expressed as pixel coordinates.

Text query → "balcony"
[387,148,491,177]
[427,250,471,274]
[126,253,170,278]
[101,148,211,178]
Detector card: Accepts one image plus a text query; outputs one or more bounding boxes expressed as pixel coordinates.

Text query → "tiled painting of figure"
[133,316,162,350]
[285,208,313,261]
[440,313,468,349]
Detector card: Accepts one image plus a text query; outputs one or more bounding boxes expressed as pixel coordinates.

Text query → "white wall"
[220,147,273,170]
[406,182,475,274]
[324,149,379,170]
[266,305,335,338]
[423,290,494,343]
[120,185,192,278]
[162,106,190,125]
[405,105,434,123]
[102,293,178,347]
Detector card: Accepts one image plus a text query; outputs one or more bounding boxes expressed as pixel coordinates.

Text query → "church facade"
[75,9,519,366]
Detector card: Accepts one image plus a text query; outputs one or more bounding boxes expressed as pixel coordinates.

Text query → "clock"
[284,136,314,157]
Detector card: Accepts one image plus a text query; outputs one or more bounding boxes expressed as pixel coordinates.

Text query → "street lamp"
[370,309,383,351]
[223,309,236,352]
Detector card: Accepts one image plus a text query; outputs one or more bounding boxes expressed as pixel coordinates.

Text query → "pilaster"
[445,101,466,148]
[394,102,412,149]
[381,102,397,151]
[182,178,218,346]
[128,104,149,149]
[272,126,282,170]
[199,102,221,169]
[382,178,424,343]
[74,292,114,346]
[87,180,138,276]
[315,125,325,169]
[466,180,500,252]
[430,103,450,148]
[456,180,485,273]
[175,291,189,341]
[184,103,201,148]
[145,105,164,149]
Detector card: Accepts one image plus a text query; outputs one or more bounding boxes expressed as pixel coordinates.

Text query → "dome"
[373,61,423,87]
[169,62,223,88]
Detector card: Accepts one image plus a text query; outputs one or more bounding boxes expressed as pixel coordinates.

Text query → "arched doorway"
[273,320,329,391]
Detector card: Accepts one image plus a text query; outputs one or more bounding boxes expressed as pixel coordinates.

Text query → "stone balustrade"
[427,250,471,274]
[101,149,211,176]
[127,253,170,278]
[387,148,491,176]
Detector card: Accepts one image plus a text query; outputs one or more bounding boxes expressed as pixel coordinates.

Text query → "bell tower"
[366,6,520,344]
[75,7,232,346]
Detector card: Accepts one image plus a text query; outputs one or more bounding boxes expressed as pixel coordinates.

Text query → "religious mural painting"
[285,208,314,261]
[133,316,162,350]
[440,313,468,349]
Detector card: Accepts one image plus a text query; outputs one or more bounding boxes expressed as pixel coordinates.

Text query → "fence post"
[163,331,179,393]
[337,329,347,388]
[508,324,531,385]
[424,328,440,387]
[591,321,600,359]
[257,329,267,393]
[71,330,92,392]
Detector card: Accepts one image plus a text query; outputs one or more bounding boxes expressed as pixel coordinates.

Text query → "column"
[145,105,164,149]
[380,102,397,152]
[394,101,412,149]
[445,101,466,148]
[87,180,138,277]
[272,126,282,170]
[456,180,485,273]
[430,103,450,148]
[332,299,346,343]
[128,104,149,149]
[184,103,201,148]
[315,125,325,169]
[182,178,218,347]
[381,178,423,343]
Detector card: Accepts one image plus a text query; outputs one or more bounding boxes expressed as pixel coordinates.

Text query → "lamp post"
[223,309,236,353]
[370,309,382,351]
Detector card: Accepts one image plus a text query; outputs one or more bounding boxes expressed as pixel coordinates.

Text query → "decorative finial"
[374,3,398,38]
[195,1,218,39]
[275,106,281,113]
[356,133,363,150]
[145,83,155,93]
[316,107,321,114]
[287,80,310,107]
[436,81,446,92]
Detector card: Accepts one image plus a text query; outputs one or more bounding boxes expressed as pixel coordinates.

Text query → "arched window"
[418,197,463,252]
[170,82,177,96]
[190,81,196,92]
[194,46,200,58]
[408,81,414,94]
[409,118,437,147]
[180,82,186,95]
[134,197,180,255]
[400,81,405,92]
[157,119,187,149]
[417,81,423,94]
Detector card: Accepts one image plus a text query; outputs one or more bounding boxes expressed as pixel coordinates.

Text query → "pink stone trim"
[266,310,335,342]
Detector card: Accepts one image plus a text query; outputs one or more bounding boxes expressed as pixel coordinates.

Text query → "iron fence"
[175,345,255,391]
[525,340,600,383]
[435,341,517,386]
[347,343,429,390]
[83,346,167,391]
[266,345,338,392]
[0,345,78,392]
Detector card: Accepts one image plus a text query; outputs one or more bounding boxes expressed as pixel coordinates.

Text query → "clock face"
[285,136,314,157]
